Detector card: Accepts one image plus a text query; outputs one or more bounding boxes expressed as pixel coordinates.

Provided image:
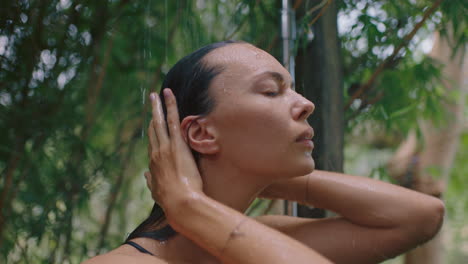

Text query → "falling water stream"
[141,0,152,138]
[141,0,169,139]
[165,0,168,64]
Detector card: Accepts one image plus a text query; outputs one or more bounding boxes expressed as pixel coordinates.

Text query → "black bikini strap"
[124,241,154,256]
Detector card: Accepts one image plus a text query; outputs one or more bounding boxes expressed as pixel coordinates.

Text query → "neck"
[200,155,268,212]
[160,155,270,262]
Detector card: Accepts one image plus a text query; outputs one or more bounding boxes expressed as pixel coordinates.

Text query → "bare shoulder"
[82,251,168,264]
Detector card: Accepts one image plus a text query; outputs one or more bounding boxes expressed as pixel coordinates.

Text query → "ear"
[180,116,220,155]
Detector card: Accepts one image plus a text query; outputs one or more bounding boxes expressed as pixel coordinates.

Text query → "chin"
[281,158,315,178]
[300,159,315,175]
[298,154,315,171]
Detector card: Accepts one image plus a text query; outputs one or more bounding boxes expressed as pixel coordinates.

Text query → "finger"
[144,171,153,194]
[150,92,169,143]
[162,88,183,142]
[147,144,152,159]
[147,119,158,152]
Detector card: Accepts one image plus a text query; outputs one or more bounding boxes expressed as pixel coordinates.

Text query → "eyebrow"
[254,71,295,90]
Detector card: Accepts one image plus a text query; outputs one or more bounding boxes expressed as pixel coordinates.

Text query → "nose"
[292,94,315,121]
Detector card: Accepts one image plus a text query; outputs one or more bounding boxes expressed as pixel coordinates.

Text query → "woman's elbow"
[424,198,445,240]
[410,197,445,244]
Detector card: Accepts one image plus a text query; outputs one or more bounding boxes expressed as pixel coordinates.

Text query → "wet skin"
[83,44,444,264]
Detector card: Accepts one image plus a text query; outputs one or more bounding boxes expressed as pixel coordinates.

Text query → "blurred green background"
[0,0,466,263]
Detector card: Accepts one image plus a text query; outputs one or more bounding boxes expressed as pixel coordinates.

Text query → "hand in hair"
[146,88,204,222]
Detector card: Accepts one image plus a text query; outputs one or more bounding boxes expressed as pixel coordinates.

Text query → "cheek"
[219,101,288,144]
[215,101,295,172]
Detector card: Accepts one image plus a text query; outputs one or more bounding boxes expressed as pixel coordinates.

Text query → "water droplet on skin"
[220,80,231,95]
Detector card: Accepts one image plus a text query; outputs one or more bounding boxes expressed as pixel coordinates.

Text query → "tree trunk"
[0,137,24,247]
[296,0,344,218]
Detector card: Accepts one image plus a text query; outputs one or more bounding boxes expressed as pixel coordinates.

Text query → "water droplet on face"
[220,80,231,95]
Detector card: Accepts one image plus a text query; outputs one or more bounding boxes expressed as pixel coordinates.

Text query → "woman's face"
[204,44,315,179]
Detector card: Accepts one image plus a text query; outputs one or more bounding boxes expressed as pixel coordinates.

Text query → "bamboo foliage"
[0,0,466,263]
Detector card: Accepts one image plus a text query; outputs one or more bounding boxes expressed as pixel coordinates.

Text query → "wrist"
[163,190,206,226]
[305,172,322,208]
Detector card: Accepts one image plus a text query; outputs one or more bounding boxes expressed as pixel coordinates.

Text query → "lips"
[295,127,314,142]
[295,128,315,149]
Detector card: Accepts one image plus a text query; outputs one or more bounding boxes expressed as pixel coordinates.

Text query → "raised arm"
[147,90,331,264]
[260,170,444,229]
[258,170,445,263]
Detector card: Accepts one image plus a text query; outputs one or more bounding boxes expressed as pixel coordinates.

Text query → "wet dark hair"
[125,40,242,242]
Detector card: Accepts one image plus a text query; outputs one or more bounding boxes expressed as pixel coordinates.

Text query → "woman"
[84,41,444,264]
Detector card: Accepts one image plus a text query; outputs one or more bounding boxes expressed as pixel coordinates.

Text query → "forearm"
[308,170,444,228]
[166,192,332,264]
[261,170,444,229]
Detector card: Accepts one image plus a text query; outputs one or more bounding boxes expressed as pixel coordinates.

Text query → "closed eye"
[263,91,279,97]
